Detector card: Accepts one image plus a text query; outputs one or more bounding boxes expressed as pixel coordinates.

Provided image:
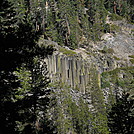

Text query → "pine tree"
[88,65,109,134]
[0,0,53,133]
[107,91,134,134]
[14,58,51,134]
[0,1,20,133]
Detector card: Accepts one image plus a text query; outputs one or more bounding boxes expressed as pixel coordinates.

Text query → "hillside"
[0,0,134,134]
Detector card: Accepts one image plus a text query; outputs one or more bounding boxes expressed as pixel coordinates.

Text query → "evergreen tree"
[107,91,134,134]
[15,58,51,134]
[0,1,20,133]
[0,0,53,133]
[88,65,109,134]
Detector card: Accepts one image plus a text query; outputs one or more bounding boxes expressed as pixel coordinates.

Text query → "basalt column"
[45,53,94,93]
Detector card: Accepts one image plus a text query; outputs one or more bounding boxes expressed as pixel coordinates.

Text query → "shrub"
[59,47,77,56]
[113,56,120,60]
[129,55,134,59]
[110,24,121,33]
[130,59,134,64]
[99,47,114,54]
[109,13,123,21]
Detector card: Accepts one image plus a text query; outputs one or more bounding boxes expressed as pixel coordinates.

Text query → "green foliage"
[87,65,109,133]
[104,0,134,23]
[5,0,133,49]
[101,66,134,110]
[69,97,93,134]
[113,56,120,60]
[129,55,134,58]
[91,23,105,41]
[44,85,109,134]
[109,13,123,21]
[92,113,109,134]
[0,0,134,133]
[99,46,114,54]
[130,59,134,64]
[0,0,54,133]
[104,23,111,33]
[129,55,134,64]
[101,67,134,90]
[14,67,31,99]
[59,47,77,56]
[110,24,121,33]
[13,56,52,134]
[107,91,134,134]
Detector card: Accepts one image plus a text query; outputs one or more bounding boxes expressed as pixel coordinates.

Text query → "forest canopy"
[0,0,134,134]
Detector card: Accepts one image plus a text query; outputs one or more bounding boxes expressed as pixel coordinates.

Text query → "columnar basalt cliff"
[1,0,134,133]
[45,52,100,93]
[43,24,134,94]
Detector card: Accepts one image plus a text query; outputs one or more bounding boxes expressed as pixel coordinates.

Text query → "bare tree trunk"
[65,14,70,45]
[113,1,117,14]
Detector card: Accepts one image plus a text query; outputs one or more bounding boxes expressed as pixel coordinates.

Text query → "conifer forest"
[0,0,134,134]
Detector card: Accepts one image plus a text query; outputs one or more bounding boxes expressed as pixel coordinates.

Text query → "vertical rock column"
[45,53,91,93]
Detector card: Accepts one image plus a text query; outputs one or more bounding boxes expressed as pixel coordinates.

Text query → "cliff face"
[42,23,133,95]
[1,0,134,133]
[38,21,134,134]
[45,53,99,93]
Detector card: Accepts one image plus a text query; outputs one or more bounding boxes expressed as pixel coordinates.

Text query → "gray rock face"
[100,33,134,59]
[45,52,93,93]
[40,22,133,96]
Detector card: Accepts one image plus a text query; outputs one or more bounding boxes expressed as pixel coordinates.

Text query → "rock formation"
[45,52,95,93]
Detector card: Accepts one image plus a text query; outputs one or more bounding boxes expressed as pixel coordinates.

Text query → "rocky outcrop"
[45,52,95,93]
[99,33,134,60]
[41,22,133,94]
